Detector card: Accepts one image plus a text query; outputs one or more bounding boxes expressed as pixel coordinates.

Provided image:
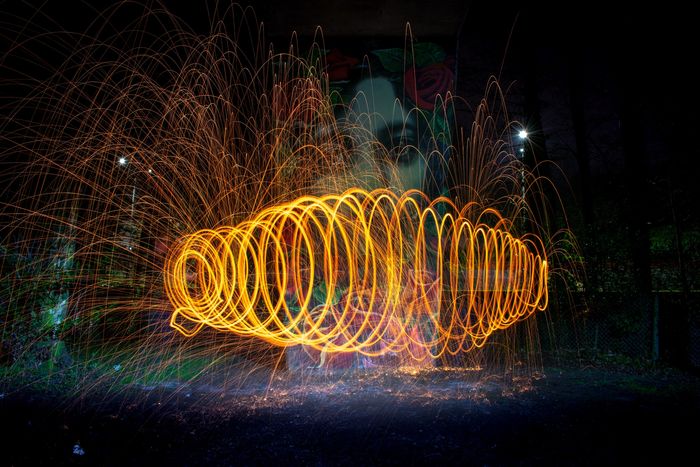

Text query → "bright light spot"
[72,444,85,456]
[118,157,127,165]
[518,129,528,139]
[519,148,525,153]
[148,169,153,174]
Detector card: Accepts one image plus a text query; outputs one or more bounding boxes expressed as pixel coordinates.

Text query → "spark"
[1,3,580,391]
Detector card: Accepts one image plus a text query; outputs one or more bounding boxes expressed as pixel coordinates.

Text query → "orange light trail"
[165,188,548,360]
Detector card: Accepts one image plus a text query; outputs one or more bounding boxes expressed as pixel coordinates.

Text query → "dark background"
[2,0,698,365]
[2,2,699,466]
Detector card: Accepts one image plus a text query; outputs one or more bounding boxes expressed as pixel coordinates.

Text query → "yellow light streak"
[164,188,548,360]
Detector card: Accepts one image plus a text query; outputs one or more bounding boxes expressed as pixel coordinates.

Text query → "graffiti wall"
[286,41,456,371]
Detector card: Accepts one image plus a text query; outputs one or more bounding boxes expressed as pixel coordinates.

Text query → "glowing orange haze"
[164,188,548,361]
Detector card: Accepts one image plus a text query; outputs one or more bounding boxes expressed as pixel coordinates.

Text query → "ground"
[1,364,698,466]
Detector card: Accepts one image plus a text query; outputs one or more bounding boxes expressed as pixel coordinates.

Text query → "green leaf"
[430,110,451,144]
[371,43,446,74]
[412,42,446,67]
[370,48,405,73]
[312,281,342,305]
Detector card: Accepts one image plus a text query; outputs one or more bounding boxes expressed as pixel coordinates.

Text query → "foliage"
[1,230,76,368]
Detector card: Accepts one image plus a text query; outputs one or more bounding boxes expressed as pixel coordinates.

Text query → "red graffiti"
[404,62,454,110]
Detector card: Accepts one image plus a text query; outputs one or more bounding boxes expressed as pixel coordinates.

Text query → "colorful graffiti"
[283,42,457,369]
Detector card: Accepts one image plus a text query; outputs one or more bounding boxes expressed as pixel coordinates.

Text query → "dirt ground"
[1,365,698,466]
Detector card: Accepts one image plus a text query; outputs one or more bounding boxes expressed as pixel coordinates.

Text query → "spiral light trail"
[165,188,548,360]
[0,1,585,391]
